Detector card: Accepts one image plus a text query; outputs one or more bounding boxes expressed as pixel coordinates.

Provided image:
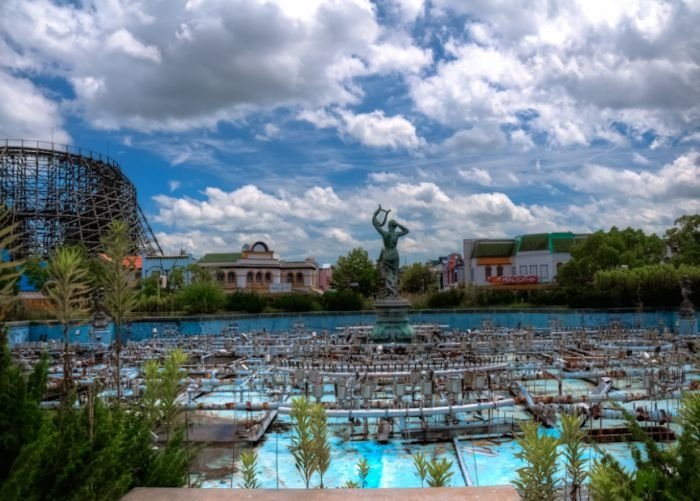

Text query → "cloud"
[337,109,424,149]
[106,28,161,62]
[440,122,507,152]
[459,167,492,186]
[168,180,181,192]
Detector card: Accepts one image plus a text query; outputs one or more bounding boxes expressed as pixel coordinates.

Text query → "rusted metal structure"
[0,139,161,258]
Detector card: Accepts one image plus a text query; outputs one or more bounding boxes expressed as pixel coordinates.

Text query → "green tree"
[426,455,454,487]
[168,266,186,291]
[412,451,428,488]
[513,422,559,501]
[666,214,700,266]
[177,281,226,314]
[311,403,331,488]
[0,327,47,482]
[240,450,261,489]
[0,205,23,320]
[400,262,435,294]
[44,247,91,399]
[22,256,48,290]
[142,349,187,439]
[560,413,587,501]
[187,263,213,283]
[320,289,364,311]
[289,396,317,488]
[332,248,380,297]
[100,221,139,403]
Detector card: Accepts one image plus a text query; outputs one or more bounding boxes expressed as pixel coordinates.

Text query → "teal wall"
[6,308,693,345]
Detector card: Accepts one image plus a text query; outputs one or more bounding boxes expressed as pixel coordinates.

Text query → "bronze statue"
[372,205,409,297]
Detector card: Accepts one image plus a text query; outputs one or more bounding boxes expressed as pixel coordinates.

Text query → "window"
[255,272,262,282]
[247,271,254,283]
[496,265,503,277]
[540,264,548,278]
[529,265,537,276]
[520,266,527,275]
[556,262,564,271]
[286,272,293,283]
[485,265,492,278]
[227,271,235,283]
[296,272,304,283]
[216,271,224,282]
[511,267,516,276]
[265,272,271,282]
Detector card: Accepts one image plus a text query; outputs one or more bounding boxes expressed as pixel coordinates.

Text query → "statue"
[372,205,409,297]
[680,275,695,319]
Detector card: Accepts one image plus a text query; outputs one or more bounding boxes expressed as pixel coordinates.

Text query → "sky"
[1,0,700,265]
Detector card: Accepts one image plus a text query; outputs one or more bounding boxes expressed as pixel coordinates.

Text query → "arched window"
[556,262,564,271]
[216,271,224,282]
[265,272,271,282]
[286,272,293,283]
[496,265,503,277]
[296,272,304,283]
[247,271,254,283]
[485,266,492,278]
[227,271,236,283]
[255,271,263,282]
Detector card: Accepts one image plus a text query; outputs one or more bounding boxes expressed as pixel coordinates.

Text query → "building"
[141,253,196,288]
[199,241,319,293]
[441,253,464,289]
[462,232,588,287]
[318,264,333,291]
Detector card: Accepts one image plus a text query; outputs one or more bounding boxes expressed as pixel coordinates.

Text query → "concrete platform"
[123,487,520,501]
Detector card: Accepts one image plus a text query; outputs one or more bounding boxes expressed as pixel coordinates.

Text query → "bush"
[176,282,226,314]
[270,294,320,312]
[137,295,178,314]
[427,289,464,308]
[320,290,364,311]
[227,292,267,314]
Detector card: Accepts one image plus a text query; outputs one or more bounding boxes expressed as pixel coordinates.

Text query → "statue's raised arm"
[372,204,408,298]
[373,205,390,235]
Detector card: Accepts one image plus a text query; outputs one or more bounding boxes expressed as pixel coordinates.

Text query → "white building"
[462,233,588,287]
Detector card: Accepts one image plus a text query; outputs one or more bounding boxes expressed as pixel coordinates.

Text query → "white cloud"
[168,180,181,192]
[440,122,507,152]
[106,28,161,62]
[337,109,424,149]
[459,167,492,186]
[632,152,651,165]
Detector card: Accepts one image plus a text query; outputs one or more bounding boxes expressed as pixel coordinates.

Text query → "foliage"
[0,205,23,321]
[311,401,331,488]
[137,294,179,314]
[589,395,700,501]
[320,289,364,311]
[665,214,700,266]
[289,396,317,489]
[0,398,190,500]
[227,291,267,313]
[559,413,587,501]
[186,263,213,283]
[426,455,454,487]
[513,421,559,501]
[270,294,320,312]
[167,266,187,291]
[342,480,360,488]
[557,227,665,287]
[356,457,370,488]
[412,451,428,487]
[45,247,92,398]
[177,281,226,314]
[239,450,261,489]
[0,326,47,482]
[332,248,380,297]
[22,256,48,290]
[427,288,464,308]
[142,349,187,439]
[400,262,435,294]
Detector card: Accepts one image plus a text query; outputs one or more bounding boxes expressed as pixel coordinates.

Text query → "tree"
[332,248,380,297]
[240,450,261,489]
[559,413,587,501]
[666,214,700,266]
[311,402,331,488]
[142,349,187,439]
[320,289,364,311]
[100,221,139,403]
[168,266,186,291]
[44,247,91,399]
[400,262,435,294]
[0,205,23,321]
[177,281,226,314]
[412,451,428,488]
[513,422,559,501]
[22,256,48,291]
[289,396,317,488]
[187,263,213,283]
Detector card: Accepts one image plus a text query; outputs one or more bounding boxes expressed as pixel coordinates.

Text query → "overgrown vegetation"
[288,396,334,488]
[513,422,559,501]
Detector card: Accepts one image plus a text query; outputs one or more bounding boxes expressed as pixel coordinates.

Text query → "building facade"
[199,241,319,293]
[463,232,587,287]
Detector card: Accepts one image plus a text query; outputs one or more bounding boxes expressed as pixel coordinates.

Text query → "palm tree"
[100,220,138,403]
[44,247,91,399]
[0,205,23,322]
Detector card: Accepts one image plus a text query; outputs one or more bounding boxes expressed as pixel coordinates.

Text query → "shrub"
[320,290,364,311]
[176,282,226,314]
[427,288,464,308]
[227,292,266,314]
[270,294,320,312]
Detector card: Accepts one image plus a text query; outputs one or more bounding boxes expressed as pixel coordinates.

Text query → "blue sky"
[1,0,700,264]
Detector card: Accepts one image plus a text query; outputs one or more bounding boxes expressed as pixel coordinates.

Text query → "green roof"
[473,240,515,258]
[517,233,550,252]
[514,232,586,254]
[199,252,242,263]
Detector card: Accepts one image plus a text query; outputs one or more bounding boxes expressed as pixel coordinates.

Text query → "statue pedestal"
[372,297,414,342]
[678,316,698,336]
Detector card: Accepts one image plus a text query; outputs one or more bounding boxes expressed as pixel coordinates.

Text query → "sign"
[487,275,539,285]
[269,283,292,293]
